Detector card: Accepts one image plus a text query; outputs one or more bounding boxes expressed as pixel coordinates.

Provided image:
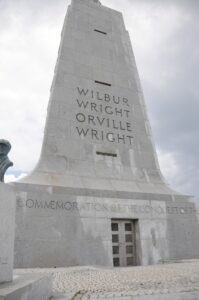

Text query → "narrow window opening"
[95,80,111,86]
[96,151,117,157]
[94,29,107,35]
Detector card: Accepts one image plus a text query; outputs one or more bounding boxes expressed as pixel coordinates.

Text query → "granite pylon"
[14,0,199,267]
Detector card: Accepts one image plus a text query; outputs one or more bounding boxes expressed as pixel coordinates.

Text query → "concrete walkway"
[15,260,199,300]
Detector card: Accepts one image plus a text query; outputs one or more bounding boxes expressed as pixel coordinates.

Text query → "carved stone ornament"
[0,139,13,182]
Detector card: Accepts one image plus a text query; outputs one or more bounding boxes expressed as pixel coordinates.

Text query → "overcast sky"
[0,0,198,200]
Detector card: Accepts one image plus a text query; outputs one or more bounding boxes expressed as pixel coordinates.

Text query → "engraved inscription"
[74,87,134,146]
[17,198,198,215]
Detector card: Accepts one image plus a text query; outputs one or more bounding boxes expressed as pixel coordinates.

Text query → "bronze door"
[111,219,137,267]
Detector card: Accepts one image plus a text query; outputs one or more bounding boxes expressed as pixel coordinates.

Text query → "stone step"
[0,272,52,300]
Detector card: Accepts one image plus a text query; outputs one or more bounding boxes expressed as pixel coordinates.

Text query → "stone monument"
[14,0,199,268]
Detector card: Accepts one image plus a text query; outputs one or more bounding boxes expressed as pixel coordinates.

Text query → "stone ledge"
[0,272,52,300]
[14,181,191,201]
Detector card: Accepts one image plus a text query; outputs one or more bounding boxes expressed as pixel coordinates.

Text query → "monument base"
[14,181,199,268]
[0,272,52,300]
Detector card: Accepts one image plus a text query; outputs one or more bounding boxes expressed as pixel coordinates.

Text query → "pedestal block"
[0,184,16,283]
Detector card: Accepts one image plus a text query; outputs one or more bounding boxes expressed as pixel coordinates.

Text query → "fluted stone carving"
[0,139,13,182]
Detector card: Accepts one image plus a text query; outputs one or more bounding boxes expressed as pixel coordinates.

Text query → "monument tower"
[14,0,199,267]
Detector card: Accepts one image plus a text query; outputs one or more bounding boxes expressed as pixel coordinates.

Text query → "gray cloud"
[127,0,199,10]
[128,0,199,198]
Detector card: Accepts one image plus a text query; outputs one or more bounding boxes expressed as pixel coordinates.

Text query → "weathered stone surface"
[0,272,52,300]
[19,0,167,192]
[14,182,199,268]
[0,184,15,283]
[13,0,199,268]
